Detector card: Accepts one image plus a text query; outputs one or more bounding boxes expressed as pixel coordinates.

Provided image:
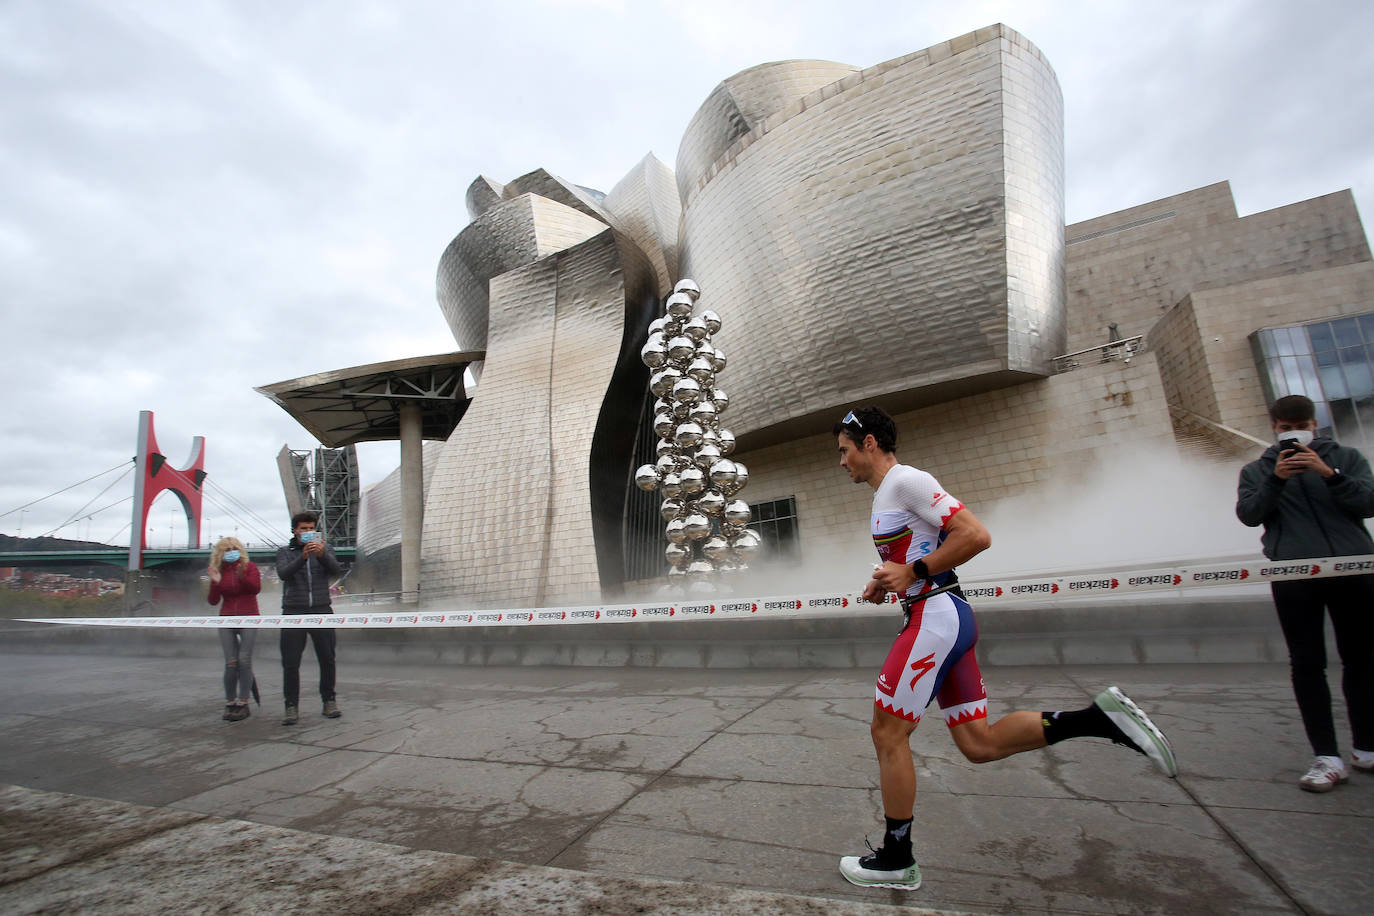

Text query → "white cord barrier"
[21,555,1374,629]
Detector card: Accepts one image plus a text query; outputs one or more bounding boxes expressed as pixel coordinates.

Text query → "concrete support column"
[399,403,424,604]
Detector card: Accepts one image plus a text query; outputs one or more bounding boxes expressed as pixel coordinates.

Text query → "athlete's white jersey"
[869,464,985,724]
[871,464,965,599]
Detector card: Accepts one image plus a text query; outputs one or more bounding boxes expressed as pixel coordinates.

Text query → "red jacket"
[207,562,262,616]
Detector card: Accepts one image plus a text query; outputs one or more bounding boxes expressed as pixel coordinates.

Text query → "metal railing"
[1051,336,1142,374]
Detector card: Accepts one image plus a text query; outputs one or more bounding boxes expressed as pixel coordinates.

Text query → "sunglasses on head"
[841,410,862,428]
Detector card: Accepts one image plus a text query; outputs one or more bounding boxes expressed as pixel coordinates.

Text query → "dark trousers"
[1272,576,1374,756]
[280,628,337,707]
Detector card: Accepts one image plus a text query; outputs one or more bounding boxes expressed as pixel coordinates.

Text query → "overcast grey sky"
[2,0,1372,548]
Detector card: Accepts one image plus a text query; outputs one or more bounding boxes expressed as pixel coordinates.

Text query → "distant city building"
[265,23,1372,606]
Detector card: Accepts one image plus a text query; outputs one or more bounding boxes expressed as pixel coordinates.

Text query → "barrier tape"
[21,554,1374,629]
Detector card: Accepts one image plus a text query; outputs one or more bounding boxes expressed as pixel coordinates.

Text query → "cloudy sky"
[2,0,1372,548]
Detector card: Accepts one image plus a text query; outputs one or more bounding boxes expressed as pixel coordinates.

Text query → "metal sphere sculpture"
[633,278,757,580]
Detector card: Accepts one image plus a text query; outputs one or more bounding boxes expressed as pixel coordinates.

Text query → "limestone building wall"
[726,356,1174,582]
[1064,185,1371,354]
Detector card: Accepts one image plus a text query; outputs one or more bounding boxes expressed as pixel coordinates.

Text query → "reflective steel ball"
[665,292,694,318]
[634,464,659,491]
[693,443,721,468]
[665,517,688,544]
[656,437,675,458]
[667,336,696,363]
[654,412,675,438]
[661,473,682,498]
[665,542,690,566]
[640,339,666,369]
[649,367,680,397]
[717,428,736,455]
[709,459,738,487]
[679,466,705,495]
[673,278,701,301]
[659,497,683,521]
[686,559,714,576]
[690,400,717,425]
[697,490,725,516]
[648,317,667,336]
[683,316,710,342]
[711,347,727,372]
[683,513,711,540]
[672,400,692,419]
[673,420,703,448]
[731,529,762,559]
[724,499,752,525]
[700,309,721,334]
[711,389,729,413]
[687,356,715,385]
[702,535,729,560]
[671,377,702,405]
[655,454,677,474]
[699,428,721,450]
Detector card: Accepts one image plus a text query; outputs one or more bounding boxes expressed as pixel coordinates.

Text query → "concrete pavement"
[0,644,1370,914]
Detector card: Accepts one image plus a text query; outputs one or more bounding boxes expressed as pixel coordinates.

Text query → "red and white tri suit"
[870,464,988,726]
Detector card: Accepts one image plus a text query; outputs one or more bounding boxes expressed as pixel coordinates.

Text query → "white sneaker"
[1351,749,1374,773]
[1093,686,1178,777]
[1299,756,1348,792]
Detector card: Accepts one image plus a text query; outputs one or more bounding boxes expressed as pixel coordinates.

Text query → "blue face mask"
[299,531,316,543]
[223,550,241,564]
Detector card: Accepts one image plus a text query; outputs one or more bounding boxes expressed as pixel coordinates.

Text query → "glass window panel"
[1308,322,1336,353]
[1332,317,1362,348]
[1314,401,1334,433]
[1297,356,1322,397]
[1274,331,1297,356]
[1280,357,1306,394]
[1342,356,1374,398]
[1316,349,1339,367]
[1256,330,1276,358]
[1330,398,1357,440]
[1360,314,1374,343]
[1320,364,1349,399]
[1264,358,1286,395]
[1355,396,1374,444]
[1288,328,1312,355]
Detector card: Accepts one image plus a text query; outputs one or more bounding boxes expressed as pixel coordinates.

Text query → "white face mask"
[1275,428,1314,448]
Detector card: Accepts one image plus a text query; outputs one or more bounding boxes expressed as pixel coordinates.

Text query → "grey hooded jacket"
[276,538,343,613]
[1236,437,1374,560]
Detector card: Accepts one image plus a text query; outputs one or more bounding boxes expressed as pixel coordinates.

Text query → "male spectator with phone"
[276,511,343,725]
[1236,394,1374,791]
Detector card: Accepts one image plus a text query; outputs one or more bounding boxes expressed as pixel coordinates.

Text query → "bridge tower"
[128,410,206,571]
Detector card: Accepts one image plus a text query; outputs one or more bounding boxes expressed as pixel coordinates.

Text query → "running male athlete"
[833,406,1177,892]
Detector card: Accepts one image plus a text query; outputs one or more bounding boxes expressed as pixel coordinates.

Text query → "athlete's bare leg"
[948,711,1047,763]
[871,705,920,818]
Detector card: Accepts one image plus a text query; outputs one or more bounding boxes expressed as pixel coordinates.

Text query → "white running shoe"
[1093,686,1178,777]
[1352,749,1374,773]
[839,851,921,891]
[1300,756,1348,792]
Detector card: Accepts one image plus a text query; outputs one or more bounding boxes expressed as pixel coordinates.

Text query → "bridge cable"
[41,467,134,538]
[198,488,281,547]
[0,461,133,520]
[203,479,284,541]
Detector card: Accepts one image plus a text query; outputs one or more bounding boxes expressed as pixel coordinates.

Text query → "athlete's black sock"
[1041,706,1133,749]
[878,816,914,865]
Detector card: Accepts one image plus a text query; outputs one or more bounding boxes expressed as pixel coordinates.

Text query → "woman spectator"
[207,537,262,721]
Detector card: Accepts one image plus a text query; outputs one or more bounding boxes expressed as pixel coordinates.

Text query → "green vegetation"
[0,589,125,619]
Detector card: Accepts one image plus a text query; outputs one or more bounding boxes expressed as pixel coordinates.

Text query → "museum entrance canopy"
[255,352,484,447]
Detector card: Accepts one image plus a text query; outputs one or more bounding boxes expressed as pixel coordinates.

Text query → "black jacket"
[1236,437,1374,560]
[276,538,343,613]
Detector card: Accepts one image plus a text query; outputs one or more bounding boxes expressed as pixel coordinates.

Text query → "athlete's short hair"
[833,406,897,453]
[1269,394,1316,423]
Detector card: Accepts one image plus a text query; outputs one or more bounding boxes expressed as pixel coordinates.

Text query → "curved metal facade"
[677,25,1065,445]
